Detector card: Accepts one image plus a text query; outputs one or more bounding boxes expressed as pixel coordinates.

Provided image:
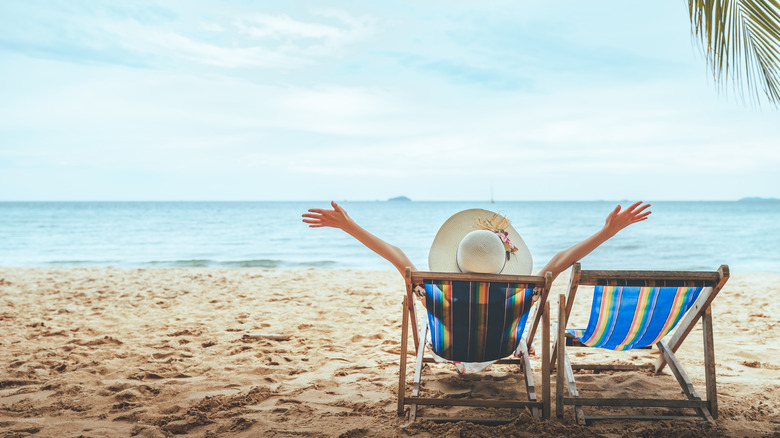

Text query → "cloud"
[0,1,778,201]
[0,1,375,70]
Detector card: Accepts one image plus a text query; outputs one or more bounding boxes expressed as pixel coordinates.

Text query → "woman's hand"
[302,201,416,274]
[603,201,652,237]
[302,201,354,230]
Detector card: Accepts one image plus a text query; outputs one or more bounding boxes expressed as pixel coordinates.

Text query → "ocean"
[0,201,778,273]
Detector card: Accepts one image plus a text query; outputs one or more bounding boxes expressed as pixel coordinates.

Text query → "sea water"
[0,201,778,273]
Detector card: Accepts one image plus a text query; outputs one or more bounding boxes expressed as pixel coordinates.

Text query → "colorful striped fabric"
[423,280,535,362]
[568,285,706,350]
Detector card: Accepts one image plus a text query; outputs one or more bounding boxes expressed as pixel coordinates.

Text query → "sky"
[0,1,778,201]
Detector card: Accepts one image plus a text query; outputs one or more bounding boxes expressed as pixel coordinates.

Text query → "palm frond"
[688,0,780,107]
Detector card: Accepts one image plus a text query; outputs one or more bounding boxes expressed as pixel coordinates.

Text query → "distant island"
[388,196,412,202]
[739,197,779,202]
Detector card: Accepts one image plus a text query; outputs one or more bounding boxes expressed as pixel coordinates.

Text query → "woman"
[304,201,651,373]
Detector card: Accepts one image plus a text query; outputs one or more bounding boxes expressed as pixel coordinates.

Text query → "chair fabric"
[423,280,535,362]
[568,284,707,351]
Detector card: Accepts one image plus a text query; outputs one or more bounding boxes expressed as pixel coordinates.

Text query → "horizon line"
[1,198,778,203]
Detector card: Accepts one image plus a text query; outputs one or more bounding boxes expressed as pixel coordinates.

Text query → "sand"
[1,267,778,437]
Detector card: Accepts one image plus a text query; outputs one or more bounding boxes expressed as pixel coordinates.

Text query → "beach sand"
[1,267,778,437]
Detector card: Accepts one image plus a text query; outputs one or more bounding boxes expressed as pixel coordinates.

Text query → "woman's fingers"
[632,211,652,222]
[625,201,643,212]
[606,205,620,221]
[303,203,346,229]
[619,202,651,218]
[629,203,651,217]
[622,204,651,224]
[627,204,651,218]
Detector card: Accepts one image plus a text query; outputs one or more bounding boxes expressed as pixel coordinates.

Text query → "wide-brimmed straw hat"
[428,209,532,275]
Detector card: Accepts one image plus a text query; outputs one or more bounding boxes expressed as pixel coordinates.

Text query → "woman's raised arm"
[302,201,416,276]
[539,201,651,281]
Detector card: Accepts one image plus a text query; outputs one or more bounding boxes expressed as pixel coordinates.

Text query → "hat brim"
[428,209,533,275]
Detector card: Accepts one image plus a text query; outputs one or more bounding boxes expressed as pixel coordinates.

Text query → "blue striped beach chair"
[553,263,730,424]
[398,268,553,423]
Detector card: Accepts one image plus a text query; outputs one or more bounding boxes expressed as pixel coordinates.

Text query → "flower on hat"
[495,229,518,260]
[475,214,519,261]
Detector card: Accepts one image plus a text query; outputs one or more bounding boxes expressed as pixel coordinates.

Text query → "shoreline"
[1,267,778,437]
[3,265,779,274]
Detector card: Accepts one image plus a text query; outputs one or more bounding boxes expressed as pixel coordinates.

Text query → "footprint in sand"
[2,424,42,436]
[114,388,142,401]
[80,336,124,346]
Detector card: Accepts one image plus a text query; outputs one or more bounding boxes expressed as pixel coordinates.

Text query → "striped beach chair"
[397,268,553,423]
[553,263,729,424]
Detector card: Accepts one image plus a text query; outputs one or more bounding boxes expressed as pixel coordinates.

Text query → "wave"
[214,259,337,268]
[9,259,348,269]
[146,259,340,268]
[44,260,123,266]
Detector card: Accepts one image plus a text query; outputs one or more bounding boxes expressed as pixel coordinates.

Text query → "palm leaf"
[688,0,780,107]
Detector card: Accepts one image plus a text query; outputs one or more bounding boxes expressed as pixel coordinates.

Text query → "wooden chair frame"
[552,263,729,425]
[398,267,553,423]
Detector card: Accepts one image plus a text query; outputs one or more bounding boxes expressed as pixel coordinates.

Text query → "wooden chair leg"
[553,263,581,372]
[657,340,714,422]
[409,319,428,422]
[519,342,539,418]
[702,305,718,419]
[556,294,565,418]
[541,302,551,419]
[398,297,409,416]
[563,353,585,424]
